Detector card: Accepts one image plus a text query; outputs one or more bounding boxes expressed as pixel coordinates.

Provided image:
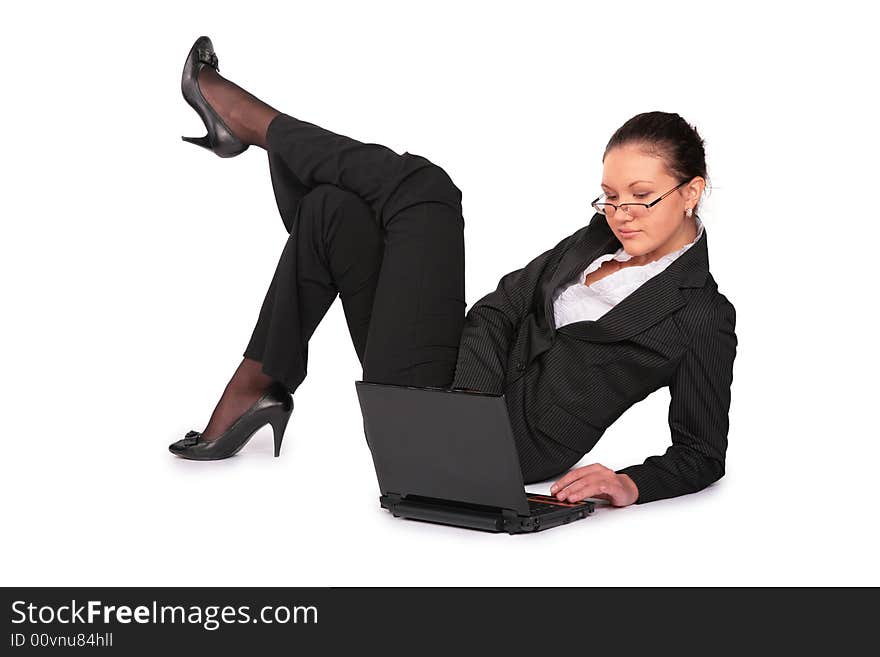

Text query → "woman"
[169,37,738,510]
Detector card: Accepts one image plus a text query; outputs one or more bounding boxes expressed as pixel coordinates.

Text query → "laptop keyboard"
[526,494,588,516]
[528,500,562,516]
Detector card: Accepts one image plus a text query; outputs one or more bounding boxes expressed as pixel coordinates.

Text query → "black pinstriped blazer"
[451,212,738,504]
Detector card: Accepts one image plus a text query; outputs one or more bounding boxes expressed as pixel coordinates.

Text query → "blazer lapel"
[541,213,621,328]
[546,215,711,343]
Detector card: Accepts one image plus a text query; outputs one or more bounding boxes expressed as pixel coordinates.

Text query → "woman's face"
[600,144,704,259]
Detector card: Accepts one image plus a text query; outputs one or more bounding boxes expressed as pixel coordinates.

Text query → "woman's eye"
[634,193,649,198]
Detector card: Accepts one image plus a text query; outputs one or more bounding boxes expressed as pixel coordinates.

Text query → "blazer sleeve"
[451,232,576,394]
[615,296,738,504]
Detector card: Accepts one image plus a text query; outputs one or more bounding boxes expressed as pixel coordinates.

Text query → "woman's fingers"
[550,463,613,497]
[557,473,610,502]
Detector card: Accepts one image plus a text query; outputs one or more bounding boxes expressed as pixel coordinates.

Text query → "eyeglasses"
[591,180,690,219]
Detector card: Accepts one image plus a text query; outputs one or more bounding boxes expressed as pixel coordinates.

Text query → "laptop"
[354,380,595,534]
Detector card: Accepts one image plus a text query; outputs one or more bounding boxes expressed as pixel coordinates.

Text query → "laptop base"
[380,493,595,534]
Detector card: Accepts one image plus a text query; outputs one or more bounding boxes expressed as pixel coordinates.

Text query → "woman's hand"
[549,464,639,507]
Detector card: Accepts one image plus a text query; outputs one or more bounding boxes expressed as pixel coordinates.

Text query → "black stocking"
[200,357,275,440]
[197,66,280,149]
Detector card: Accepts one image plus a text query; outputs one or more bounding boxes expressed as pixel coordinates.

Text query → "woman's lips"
[619,229,640,239]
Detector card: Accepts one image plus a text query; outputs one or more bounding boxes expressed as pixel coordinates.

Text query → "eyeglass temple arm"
[647,180,689,208]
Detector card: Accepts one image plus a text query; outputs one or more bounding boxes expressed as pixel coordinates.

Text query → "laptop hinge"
[380,492,403,508]
[383,494,522,517]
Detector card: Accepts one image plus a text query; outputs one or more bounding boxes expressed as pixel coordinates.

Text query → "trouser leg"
[243,184,384,393]
[263,113,466,387]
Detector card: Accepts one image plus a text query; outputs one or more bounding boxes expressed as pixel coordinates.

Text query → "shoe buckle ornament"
[182,430,202,446]
[196,47,219,71]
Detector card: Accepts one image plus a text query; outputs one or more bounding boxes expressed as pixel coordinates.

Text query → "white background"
[2,0,877,586]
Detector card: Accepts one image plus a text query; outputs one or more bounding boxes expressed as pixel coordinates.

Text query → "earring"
[686,207,693,217]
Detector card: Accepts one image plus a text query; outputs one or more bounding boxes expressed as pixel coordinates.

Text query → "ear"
[686,176,706,207]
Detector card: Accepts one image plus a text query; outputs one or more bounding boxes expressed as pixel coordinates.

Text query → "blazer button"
[516,360,525,371]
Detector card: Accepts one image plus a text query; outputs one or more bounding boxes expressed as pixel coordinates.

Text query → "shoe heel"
[269,410,292,457]
[182,134,211,149]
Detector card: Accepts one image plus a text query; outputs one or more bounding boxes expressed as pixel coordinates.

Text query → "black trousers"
[242,113,466,394]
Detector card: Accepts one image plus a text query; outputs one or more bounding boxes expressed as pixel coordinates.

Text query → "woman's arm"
[615,296,738,504]
[451,233,577,394]
[551,296,738,507]
[449,263,541,395]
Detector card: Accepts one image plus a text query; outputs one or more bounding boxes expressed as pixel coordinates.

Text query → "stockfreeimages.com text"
[11,600,317,631]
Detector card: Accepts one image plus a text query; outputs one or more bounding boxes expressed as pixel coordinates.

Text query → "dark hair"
[603,111,711,213]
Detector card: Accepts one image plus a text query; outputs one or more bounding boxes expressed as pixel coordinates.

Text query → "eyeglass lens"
[595,203,648,218]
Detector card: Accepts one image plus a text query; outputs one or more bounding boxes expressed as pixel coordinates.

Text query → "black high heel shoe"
[169,381,293,460]
[180,35,249,158]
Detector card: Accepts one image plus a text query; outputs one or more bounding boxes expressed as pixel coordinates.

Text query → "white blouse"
[552,215,705,329]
